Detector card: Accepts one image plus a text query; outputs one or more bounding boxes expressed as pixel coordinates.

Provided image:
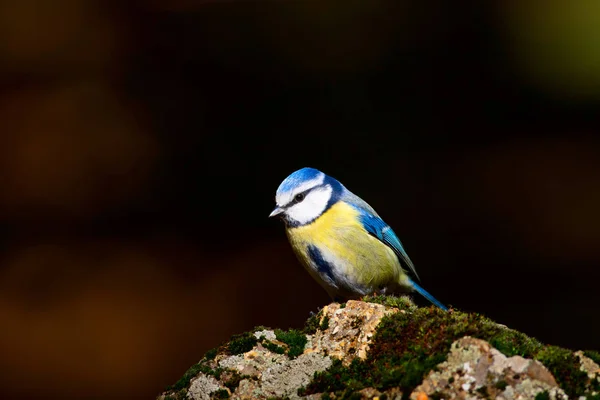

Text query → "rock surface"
[411,337,565,400]
[157,298,600,400]
[576,351,600,381]
[306,300,398,365]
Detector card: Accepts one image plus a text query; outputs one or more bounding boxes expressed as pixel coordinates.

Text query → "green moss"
[274,329,307,359]
[488,329,543,357]
[593,375,600,393]
[476,386,489,399]
[166,361,223,392]
[363,294,418,312]
[494,380,508,390]
[429,392,445,400]
[535,391,550,400]
[346,392,363,400]
[263,341,286,354]
[303,312,322,335]
[164,389,188,400]
[166,363,203,391]
[227,332,258,355]
[584,350,600,365]
[207,365,225,378]
[320,315,330,331]
[210,389,230,399]
[536,346,589,398]
[204,348,218,360]
[298,358,353,394]
[252,325,271,332]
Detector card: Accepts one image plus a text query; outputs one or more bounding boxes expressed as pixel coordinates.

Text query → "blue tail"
[408,278,448,311]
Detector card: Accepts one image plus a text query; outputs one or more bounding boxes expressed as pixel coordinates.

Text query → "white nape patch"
[276,174,325,207]
[286,185,332,225]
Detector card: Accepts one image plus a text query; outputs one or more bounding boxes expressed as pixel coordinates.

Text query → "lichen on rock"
[306,300,398,364]
[411,337,566,400]
[187,374,225,400]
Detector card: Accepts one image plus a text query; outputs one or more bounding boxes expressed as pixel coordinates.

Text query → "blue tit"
[269,167,447,310]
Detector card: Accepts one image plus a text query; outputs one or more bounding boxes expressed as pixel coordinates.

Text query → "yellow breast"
[285,201,401,293]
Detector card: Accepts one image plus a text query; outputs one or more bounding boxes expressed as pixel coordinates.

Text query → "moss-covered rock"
[158,297,600,400]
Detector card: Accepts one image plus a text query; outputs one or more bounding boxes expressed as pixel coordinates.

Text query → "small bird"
[269,167,447,310]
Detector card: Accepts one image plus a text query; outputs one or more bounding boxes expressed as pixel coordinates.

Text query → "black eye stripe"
[287,188,312,207]
[285,183,330,208]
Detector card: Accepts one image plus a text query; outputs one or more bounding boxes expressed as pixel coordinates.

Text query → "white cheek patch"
[286,185,332,225]
[276,174,325,207]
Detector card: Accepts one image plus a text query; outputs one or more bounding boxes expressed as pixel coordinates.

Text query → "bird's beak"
[269,207,285,218]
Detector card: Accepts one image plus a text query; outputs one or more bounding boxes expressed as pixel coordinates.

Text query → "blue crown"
[277,167,323,194]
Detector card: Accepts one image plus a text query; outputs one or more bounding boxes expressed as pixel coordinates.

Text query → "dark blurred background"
[0,0,599,398]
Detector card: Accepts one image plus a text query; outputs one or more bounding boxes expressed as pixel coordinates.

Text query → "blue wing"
[354,209,420,281]
[356,209,449,310]
[341,194,448,310]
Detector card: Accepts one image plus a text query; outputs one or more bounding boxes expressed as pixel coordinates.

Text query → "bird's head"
[269,167,342,226]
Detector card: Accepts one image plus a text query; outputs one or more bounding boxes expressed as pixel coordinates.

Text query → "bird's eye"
[294,193,305,203]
